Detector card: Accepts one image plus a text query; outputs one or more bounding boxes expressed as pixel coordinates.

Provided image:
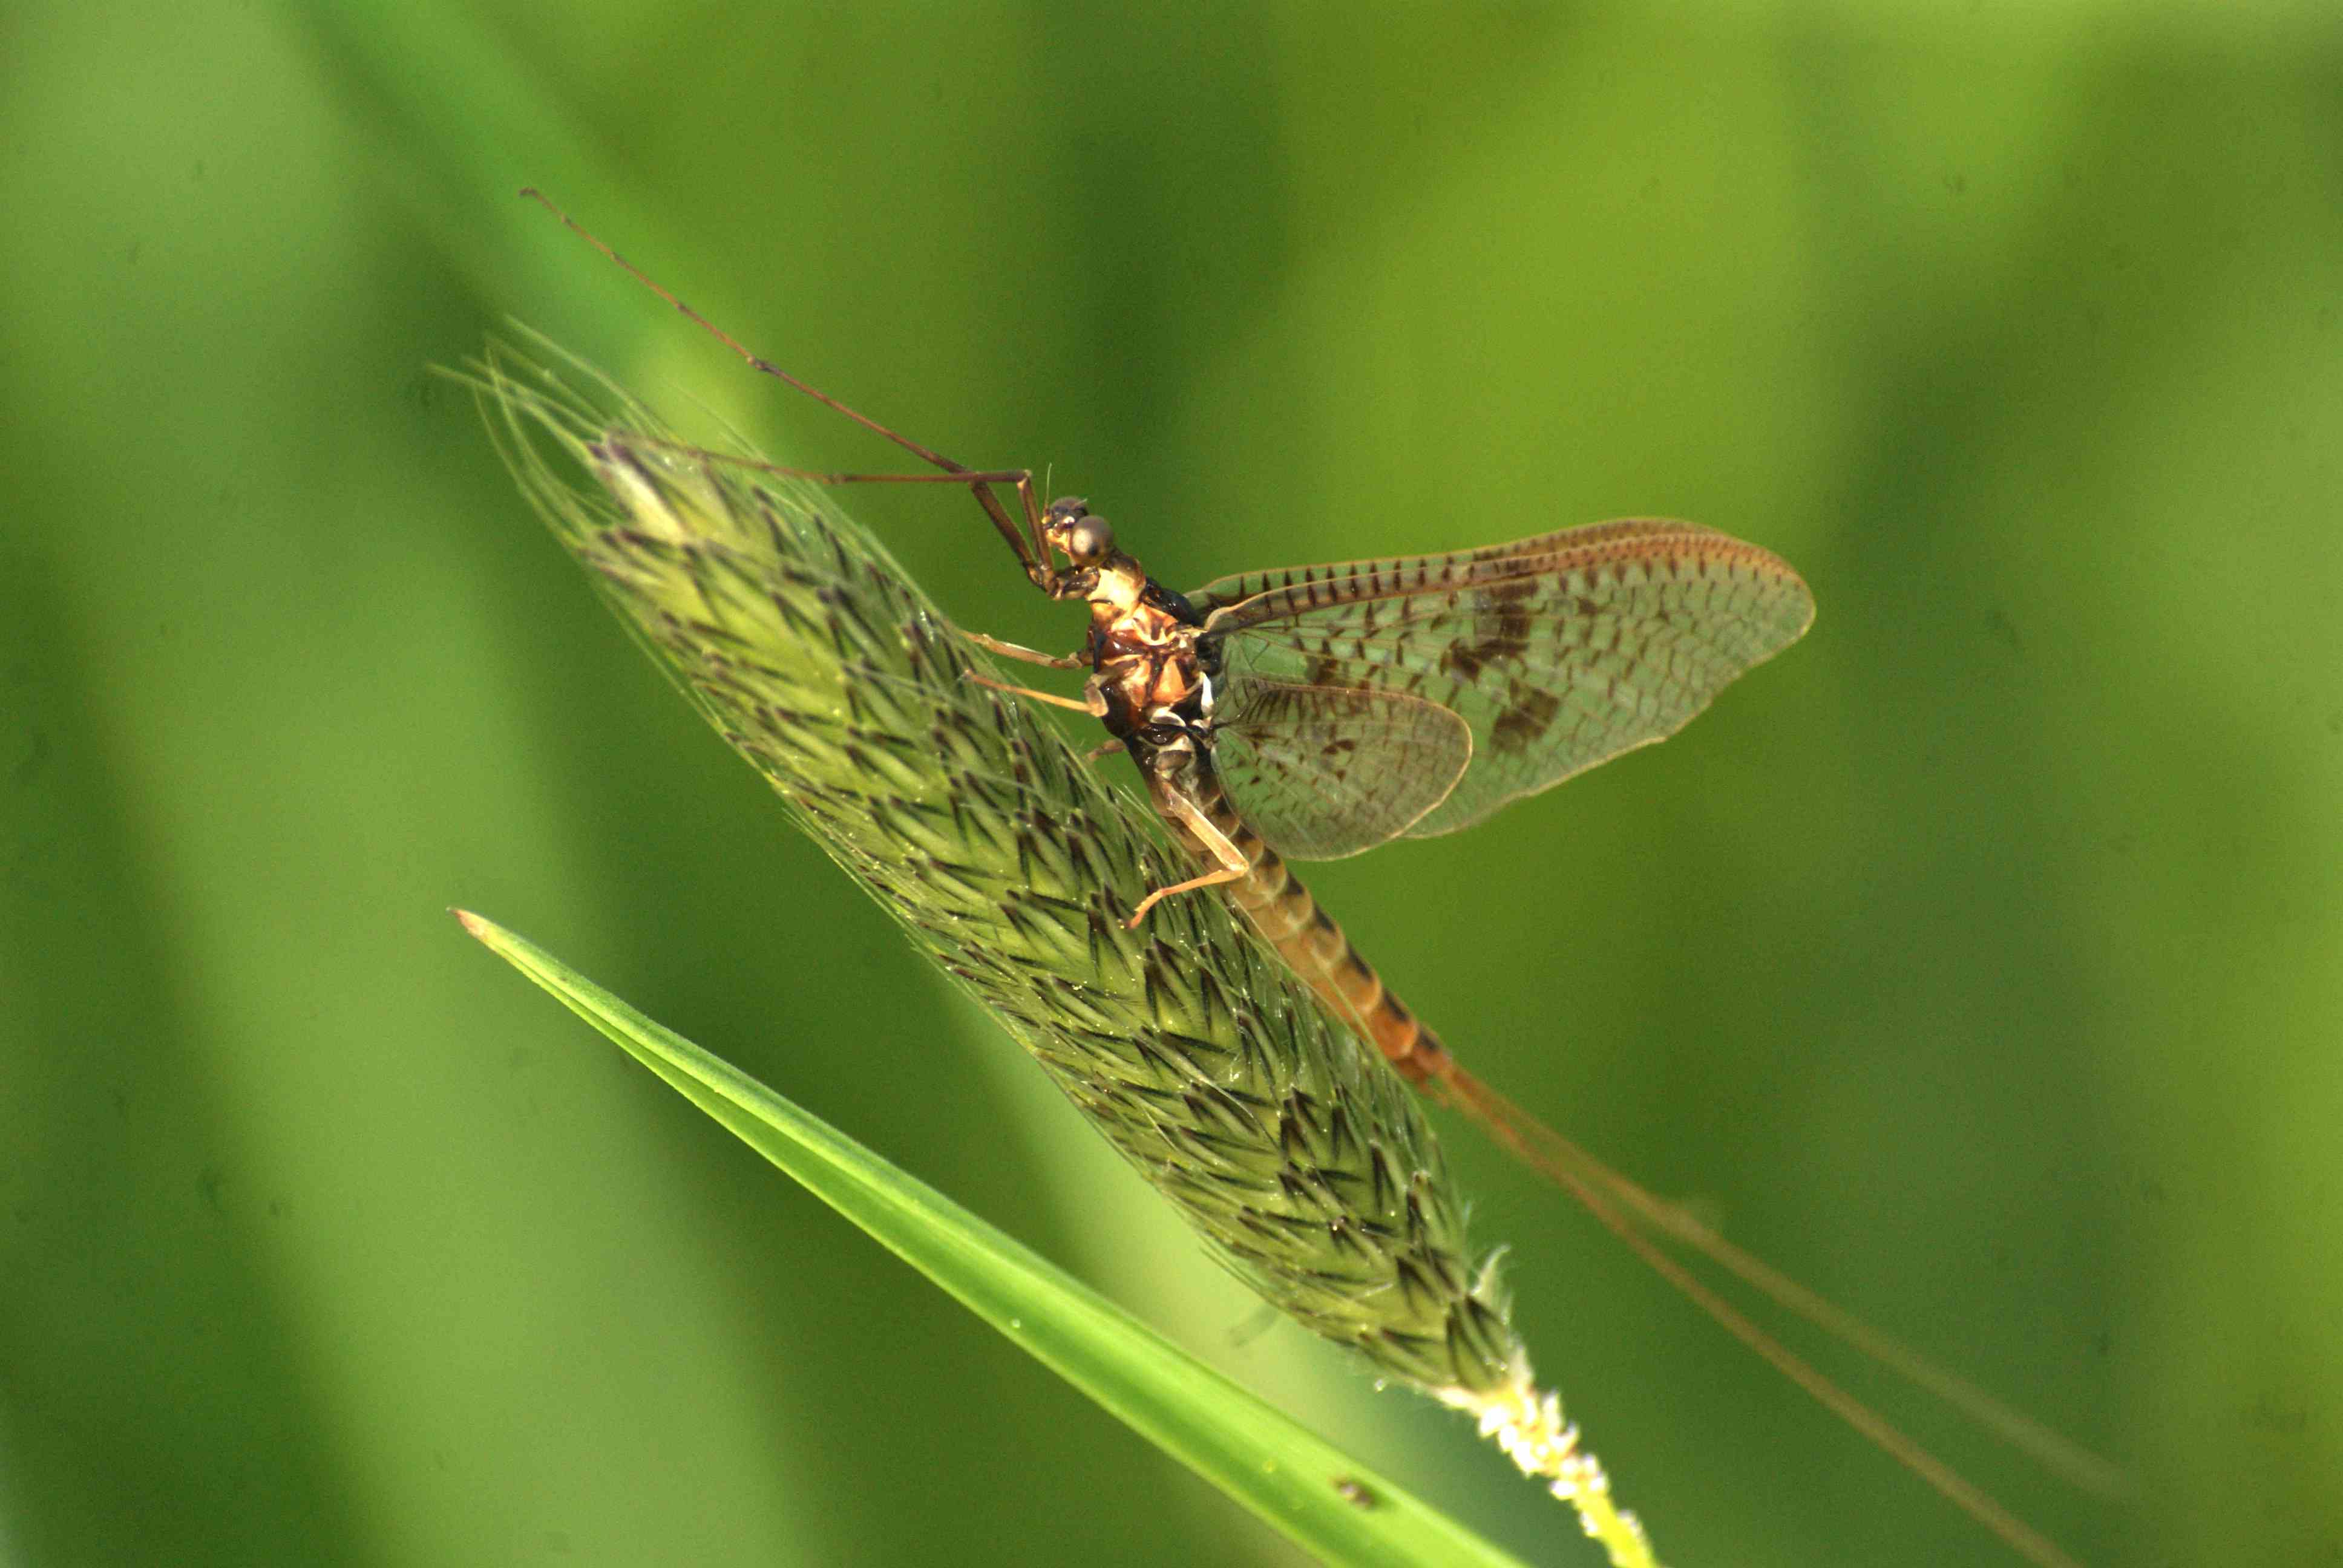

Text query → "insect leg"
[966,673,1106,714]
[592,433,1045,576]
[522,191,1052,579]
[1126,792,1252,928]
[962,630,1086,669]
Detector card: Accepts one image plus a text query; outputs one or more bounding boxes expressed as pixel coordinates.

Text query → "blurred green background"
[4,2,2338,1564]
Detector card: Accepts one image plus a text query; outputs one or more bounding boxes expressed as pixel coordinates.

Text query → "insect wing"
[1194,520,1814,838]
[1211,679,1470,861]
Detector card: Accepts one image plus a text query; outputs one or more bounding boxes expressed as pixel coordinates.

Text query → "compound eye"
[1065,515,1115,564]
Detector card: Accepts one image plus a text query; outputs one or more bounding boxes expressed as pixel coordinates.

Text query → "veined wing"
[1192,520,1814,838]
[1211,681,1470,860]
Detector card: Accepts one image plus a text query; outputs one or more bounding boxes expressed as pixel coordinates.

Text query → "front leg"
[963,629,1086,670]
[966,671,1107,716]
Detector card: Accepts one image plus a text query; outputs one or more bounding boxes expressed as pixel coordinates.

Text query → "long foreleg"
[962,630,1086,669]
[966,672,1104,714]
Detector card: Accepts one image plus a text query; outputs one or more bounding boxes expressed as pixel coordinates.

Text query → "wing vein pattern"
[1209,680,1472,861]
[1194,519,1815,842]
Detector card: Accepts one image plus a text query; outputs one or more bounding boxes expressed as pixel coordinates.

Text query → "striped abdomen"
[1166,768,1453,1086]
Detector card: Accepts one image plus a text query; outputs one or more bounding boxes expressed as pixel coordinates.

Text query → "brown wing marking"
[1195,520,1814,838]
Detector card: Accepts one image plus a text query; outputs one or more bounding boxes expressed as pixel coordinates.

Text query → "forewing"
[1187,523,1656,615]
[1211,681,1471,861]
[1196,520,1814,838]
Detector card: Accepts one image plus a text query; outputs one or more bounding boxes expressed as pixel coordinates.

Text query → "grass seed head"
[465,338,1530,1400]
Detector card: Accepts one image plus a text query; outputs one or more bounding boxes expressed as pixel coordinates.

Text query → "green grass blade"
[455,909,1533,1568]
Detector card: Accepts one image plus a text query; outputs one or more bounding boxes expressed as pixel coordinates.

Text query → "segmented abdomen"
[1178,772,1452,1085]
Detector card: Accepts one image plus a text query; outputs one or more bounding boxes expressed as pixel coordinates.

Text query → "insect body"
[974,495,1814,1098]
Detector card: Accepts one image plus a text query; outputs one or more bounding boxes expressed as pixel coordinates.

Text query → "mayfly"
[523,191,2120,1566]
